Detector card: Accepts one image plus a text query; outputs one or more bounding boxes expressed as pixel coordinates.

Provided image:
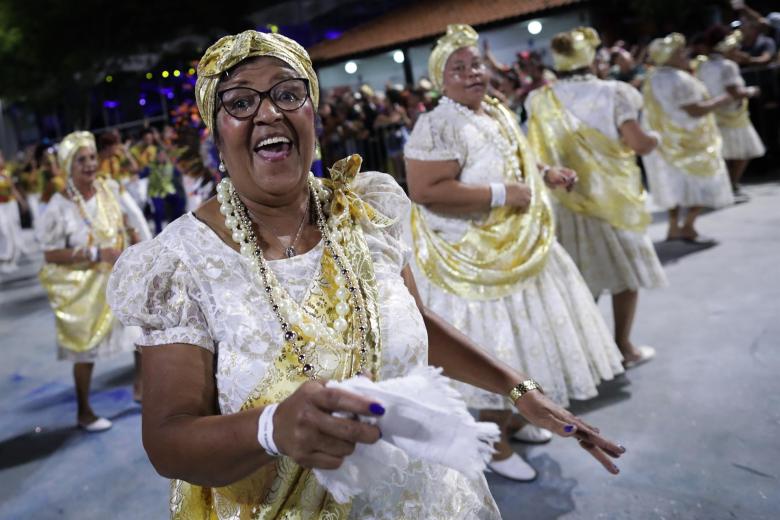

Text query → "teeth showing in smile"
[256,136,291,149]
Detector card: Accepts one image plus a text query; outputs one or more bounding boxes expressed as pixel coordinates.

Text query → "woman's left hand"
[544,166,577,192]
[514,390,625,475]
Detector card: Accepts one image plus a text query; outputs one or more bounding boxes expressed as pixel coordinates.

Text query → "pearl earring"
[218,161,226,173]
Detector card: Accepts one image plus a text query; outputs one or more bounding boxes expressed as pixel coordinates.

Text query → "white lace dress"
[0,199,25,273]
[641,67,734,209]
[37,181,146,361]
[528,78,668,297]
[697,55,765,160]
[404,100,624,410]
[107,172,500,519]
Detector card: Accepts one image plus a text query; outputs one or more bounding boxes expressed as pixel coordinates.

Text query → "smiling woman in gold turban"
[36,130,149,432]
[108,28,625,519]
[641,33,735,242]
[405,23,625,482]
[526,27,668,369]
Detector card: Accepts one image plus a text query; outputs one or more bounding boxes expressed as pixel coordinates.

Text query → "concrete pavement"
[1,181,778,519]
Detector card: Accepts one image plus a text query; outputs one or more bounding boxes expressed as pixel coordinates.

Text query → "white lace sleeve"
[35,195,70,251]
[673,74,703,107]
[721,59,743,88]
[613,81,643,127]
[350,171,412,272]
[108,238,215,351]
[403,112,465,164]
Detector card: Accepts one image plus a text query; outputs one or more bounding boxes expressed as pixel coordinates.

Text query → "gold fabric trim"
[527,86,650,232]
[410,98,555,301]
[39,179,126,353]
[643,71,722,177]
[170,155,387,520]
[715,99,751,129]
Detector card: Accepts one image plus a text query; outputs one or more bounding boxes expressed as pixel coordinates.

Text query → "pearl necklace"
[216,176,371,379]
[439,96,521,178]
[67,179,95,230]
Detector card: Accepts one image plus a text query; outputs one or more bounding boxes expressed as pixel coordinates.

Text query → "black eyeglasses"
[217,78,310,119]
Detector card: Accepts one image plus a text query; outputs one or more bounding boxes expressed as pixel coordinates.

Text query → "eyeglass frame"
[216,77,311,119]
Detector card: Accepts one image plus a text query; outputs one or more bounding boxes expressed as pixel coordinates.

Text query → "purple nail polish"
[564,424,575,433]
[369,403,385,416]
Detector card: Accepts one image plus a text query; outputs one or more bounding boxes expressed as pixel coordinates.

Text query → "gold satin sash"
[527,86,650,232]
[715,98,751,129]
[643,71,722,177]
[410,97,555,301]
[170,155,387,520]
[39,179,126,353]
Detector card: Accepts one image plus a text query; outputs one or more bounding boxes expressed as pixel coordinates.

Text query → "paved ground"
[1,181,778,519]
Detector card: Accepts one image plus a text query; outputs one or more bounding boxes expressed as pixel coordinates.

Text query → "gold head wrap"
[195,30,319,132]
[58,131,96,177]
[428,24,479,90]
[714,29,742,53]
[551,27,601,72]
[648,33,686,65]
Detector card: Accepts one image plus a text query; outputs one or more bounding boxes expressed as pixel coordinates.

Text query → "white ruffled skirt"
[412,242,625,409]
[555,205,668,297]
[720,123,765,160]
[643,151,735,210]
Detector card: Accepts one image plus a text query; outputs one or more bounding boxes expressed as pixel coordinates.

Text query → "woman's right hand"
[505,182,532,212]
[273,381,383,470]
[99,247,123,265]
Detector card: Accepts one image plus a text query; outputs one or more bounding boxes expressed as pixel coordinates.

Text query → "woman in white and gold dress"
[641,33,735,242]
[526,27,668,369]
[697,25,764,202]
[0,153,27,274]
[107,30,625,519]
[37,131,149,431]
[405,24,624,481]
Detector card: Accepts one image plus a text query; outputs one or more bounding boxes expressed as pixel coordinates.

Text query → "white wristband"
[88,246,99,262]
[489,182,506,208]
[257,403,281,457]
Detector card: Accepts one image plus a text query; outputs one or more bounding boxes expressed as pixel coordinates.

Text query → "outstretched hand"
[514,390,625,474]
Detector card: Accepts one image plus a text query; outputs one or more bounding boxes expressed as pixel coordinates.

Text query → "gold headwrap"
[58,131,96,177]
[551,27,601,72]
[648,33,686,66]
[195,30,319,132]
[714,29,742,53]
[428,24,479,90]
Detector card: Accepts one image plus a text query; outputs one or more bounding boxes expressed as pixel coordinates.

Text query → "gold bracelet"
[508,380,544,403]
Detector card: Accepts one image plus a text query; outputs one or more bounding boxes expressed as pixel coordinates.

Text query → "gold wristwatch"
[508,380,544,403]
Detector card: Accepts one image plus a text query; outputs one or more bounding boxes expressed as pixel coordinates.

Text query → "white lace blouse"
[647,66,711,129]
[108,172,426,415]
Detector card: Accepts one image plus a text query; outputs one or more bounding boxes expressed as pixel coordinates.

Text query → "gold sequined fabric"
[195,30,320,132]
[551,27,600,72]
[643,70,722,177]
[648,33,686,66]
[170,156,387,520]
[527,86,650,232]
[410,98,555,301]
[428,24,479,90]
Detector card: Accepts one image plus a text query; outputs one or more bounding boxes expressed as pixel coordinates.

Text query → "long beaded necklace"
[216,176,371,379]
[439,96,521,179]
[66,178,95,230]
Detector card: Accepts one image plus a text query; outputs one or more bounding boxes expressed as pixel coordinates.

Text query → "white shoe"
[513,424,553,444]
[623,345,656,370]
[79,417,113,433]
[487,453,537,482]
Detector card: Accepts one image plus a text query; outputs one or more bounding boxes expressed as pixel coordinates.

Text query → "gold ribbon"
[527,86,650,232]
[410,98,555,301]
[170,155,385,520]
[715,98,751,129]
[39,179,126,353]
[643,70,722,177]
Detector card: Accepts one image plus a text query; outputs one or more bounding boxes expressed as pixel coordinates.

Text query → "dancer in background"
[37,131,150,430]
[0,152,28,273]
[526,27,667,369]
[406,24,624,481]
[697,26,765,203]
[642,33,735,242]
